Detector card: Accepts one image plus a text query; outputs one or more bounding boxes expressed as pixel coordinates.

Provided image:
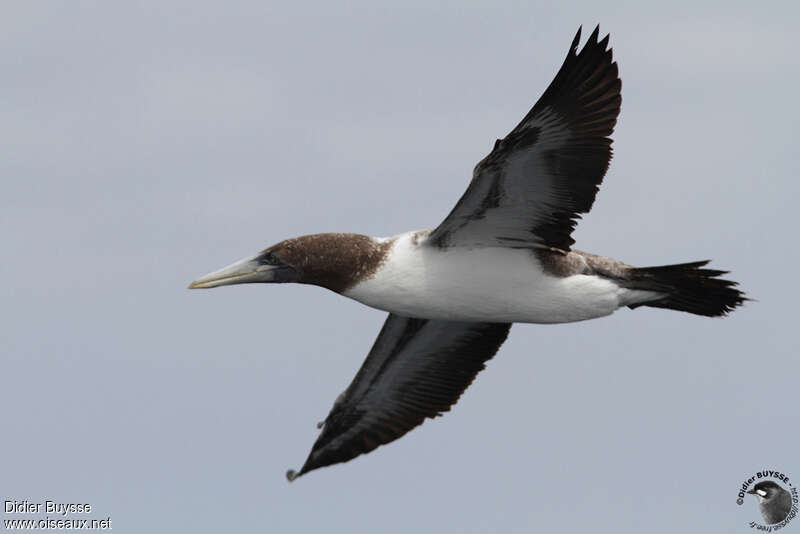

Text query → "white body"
[345,231,657,324]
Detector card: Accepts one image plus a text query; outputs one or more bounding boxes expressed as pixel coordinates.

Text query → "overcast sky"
[2,2,798,533]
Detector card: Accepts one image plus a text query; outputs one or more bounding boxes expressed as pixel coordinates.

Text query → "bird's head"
[188,233,391,293]
[747,481,784,503]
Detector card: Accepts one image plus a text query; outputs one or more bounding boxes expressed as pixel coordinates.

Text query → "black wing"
[286,314,511,480]
[428,26,621,251]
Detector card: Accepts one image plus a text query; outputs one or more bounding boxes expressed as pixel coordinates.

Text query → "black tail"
[626,261,747,317]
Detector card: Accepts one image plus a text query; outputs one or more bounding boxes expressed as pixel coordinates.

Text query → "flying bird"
[748,481,793,524]
[189,26,746,480]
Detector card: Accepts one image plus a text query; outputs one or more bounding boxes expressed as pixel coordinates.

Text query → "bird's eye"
[259,252,279,265]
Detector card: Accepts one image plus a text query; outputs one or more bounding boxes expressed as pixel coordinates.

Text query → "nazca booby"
[189,26,746,481]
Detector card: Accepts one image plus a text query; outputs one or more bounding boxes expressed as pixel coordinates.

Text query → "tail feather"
[626,260,746,317]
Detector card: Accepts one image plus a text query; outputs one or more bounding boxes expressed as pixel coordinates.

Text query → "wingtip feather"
[571,26,582,50]
[588,24,600,44]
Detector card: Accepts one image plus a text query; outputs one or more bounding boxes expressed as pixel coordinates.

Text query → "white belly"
[343,231,629,324]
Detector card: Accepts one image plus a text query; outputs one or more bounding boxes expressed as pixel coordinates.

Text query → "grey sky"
[2,2,798,532]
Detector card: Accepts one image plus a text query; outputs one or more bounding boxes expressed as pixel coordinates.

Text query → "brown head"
[188,233,393,294]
